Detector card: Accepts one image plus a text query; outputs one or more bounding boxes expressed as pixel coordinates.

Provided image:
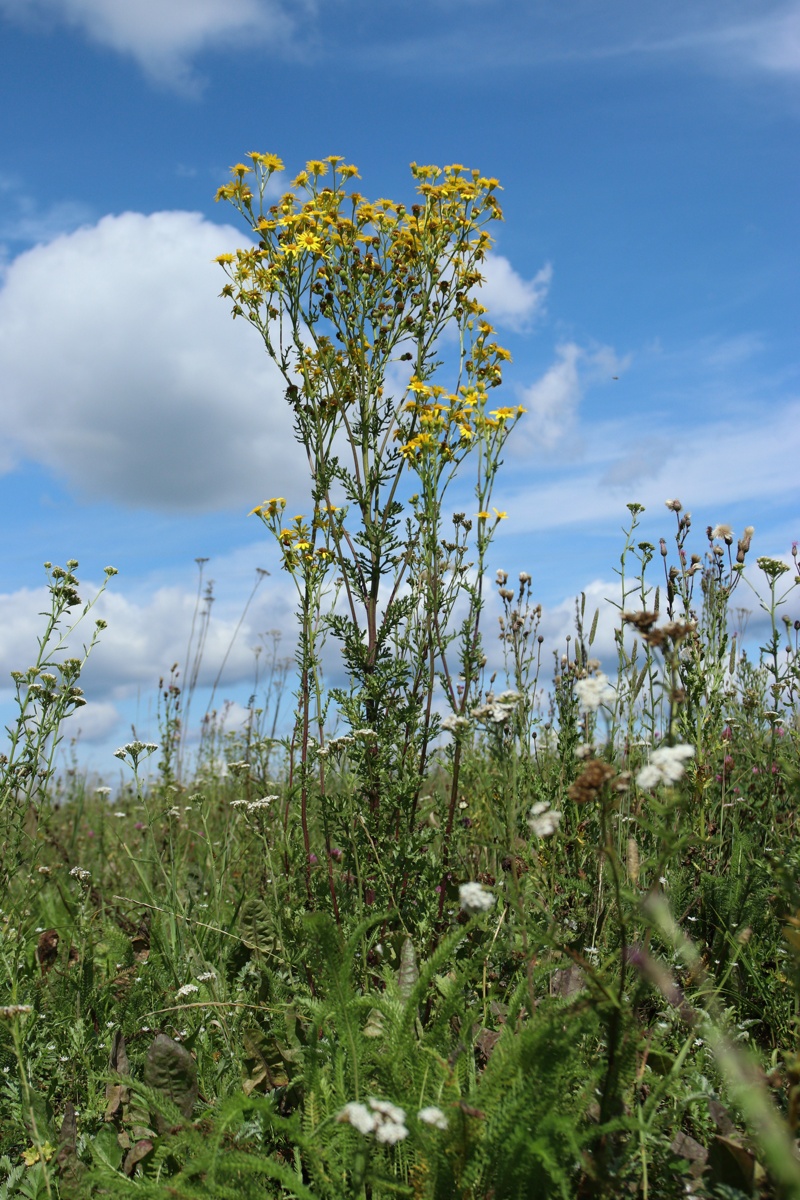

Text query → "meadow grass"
[1,155,800,1199]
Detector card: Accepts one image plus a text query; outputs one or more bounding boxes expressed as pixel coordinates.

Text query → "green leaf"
[143,1034,198,1127]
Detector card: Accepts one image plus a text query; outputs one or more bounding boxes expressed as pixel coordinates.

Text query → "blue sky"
[0,0,798,774]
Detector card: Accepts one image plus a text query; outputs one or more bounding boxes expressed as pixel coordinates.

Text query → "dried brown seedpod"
[36,928,60,976]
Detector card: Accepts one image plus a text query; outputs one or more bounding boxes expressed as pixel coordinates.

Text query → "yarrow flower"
[246,796,278,812]
[459,881,495,915]
[0,1005,33,1019]
[528,801,562,838]
[337,1098,408,1143]
[574,673,616,713]
[418,1105,448,1130]
[114,741,158,767]
[636,744,694,791]
[441,713,470,733]
[757,556,790,579]
[176,984,199,998]
[69,867,91,884]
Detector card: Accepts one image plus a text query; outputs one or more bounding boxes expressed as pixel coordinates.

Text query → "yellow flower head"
[493,508,508,519]
[249,152,284,172]
[306,160,328,178]
[293,230,325,256]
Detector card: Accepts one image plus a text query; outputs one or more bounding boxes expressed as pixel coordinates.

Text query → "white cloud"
[0,210,308,511]
[501,397,800,535]
[63,698,122,744]
[513,342,629,454]
[0,174,93,260]
[709,2,800,75]
[0,0,309,89]
[517,342,583,451]
[345,0,800,81]
[0,558,297,757]
[476,256,551,331]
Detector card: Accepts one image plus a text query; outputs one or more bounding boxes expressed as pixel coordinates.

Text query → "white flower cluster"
[418,1105,448,1130]
[69,866,91,884]
[528,801,562,839]
[113,741,158,763]
[441,714,470,733]
[338,1098,408,1144]
[636,744,694,791]
[247,795,279,811]
[574,673,616,713]
[459,882,495,915]
[472,690,523,725]
[0,1005,33,1019]
[175,983,199,998]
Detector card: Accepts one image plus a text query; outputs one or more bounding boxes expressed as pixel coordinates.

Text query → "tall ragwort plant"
[215,154,523,909]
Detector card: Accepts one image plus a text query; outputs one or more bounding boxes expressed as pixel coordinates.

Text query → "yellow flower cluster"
[248,496,286,518]
[214,155,505,360]
[249,499,340,575]
[397,372,525,464]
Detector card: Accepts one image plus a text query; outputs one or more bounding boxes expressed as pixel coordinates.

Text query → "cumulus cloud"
[476,256,551,331]
[0,0,308,89]
[0,210,308,511]
[0,560,296,754]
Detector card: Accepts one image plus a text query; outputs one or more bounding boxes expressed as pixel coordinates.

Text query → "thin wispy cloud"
[503,397,800,534]
[338,0,800,79]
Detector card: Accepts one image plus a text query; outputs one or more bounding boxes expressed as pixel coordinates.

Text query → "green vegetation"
[1,155,800,1199]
